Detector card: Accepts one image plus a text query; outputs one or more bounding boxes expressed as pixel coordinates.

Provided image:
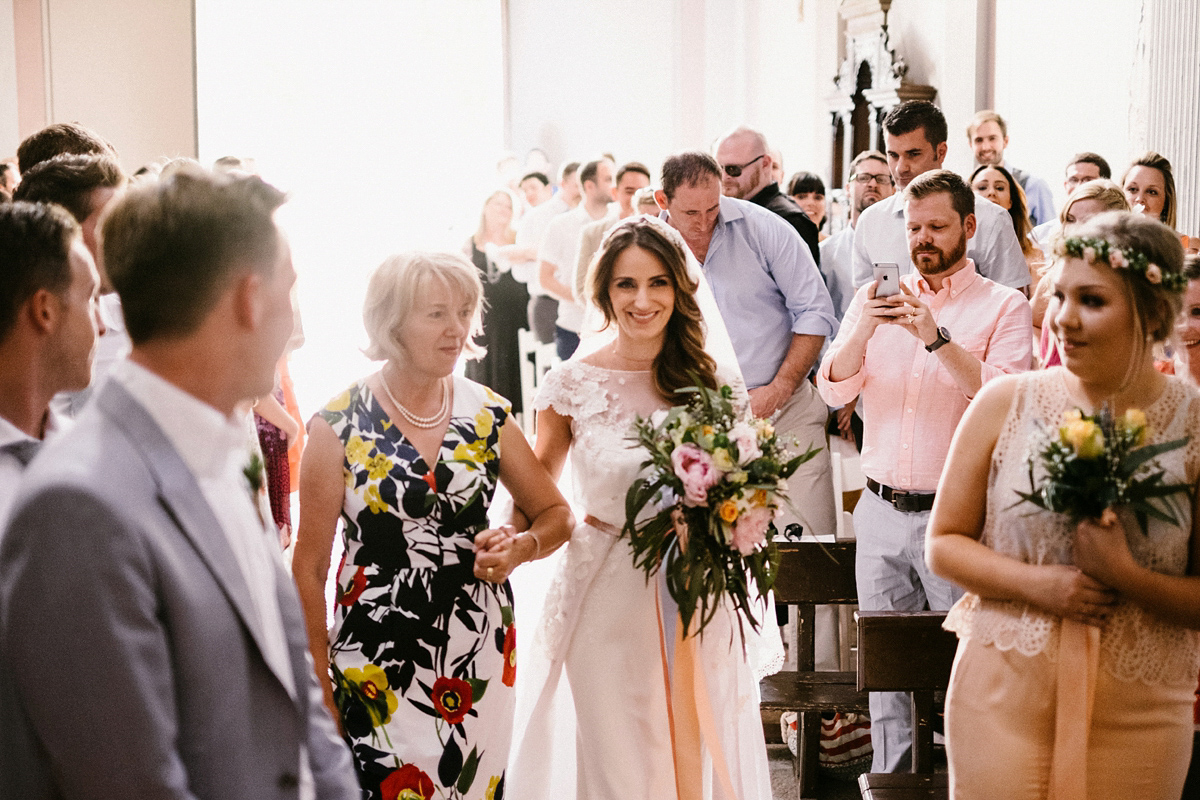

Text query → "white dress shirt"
[109,361,313,799]
[0,411,65,525]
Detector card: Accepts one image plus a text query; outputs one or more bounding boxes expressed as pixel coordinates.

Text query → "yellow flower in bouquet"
[1060,416,1105,459]
[1122,408,1148,445]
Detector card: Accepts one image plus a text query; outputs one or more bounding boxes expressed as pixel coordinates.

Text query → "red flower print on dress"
[502,625,517,687]
[430,676,473,725]
[380,763,434,800]
[337,566,367,607]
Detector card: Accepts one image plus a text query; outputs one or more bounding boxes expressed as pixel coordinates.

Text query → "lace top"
[534,361,665,528]
[944,368,1200,685]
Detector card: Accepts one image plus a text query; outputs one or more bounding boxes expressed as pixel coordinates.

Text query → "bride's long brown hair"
[586,218,718,401]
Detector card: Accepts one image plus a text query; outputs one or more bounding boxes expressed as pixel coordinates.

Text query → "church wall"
[0,0,196,170]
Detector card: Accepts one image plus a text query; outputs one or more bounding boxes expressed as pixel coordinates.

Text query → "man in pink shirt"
[817,170,1032,772]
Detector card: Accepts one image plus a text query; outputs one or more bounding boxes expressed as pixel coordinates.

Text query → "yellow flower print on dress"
[325,388,352,413]
[363,484,389,514]
[346,435,372,467]
[453,439,493,467]
[342,664,398,727]
[366,453,392,482]
[485,775,501,800]
[473,409,494,440]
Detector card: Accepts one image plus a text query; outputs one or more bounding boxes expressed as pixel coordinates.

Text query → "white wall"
[0,0,18,156]
[43,0,196,171]
[505,0,831,183]
[506,0,678,172]
[993,0,1142,210]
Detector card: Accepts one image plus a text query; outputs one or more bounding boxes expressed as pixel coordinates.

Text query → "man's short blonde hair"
[362,251,484,362]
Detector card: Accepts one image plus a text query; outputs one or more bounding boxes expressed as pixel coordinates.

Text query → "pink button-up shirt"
[817,261,1032,491]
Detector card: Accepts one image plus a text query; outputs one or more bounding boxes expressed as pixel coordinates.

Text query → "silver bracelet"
[521,530,542,561]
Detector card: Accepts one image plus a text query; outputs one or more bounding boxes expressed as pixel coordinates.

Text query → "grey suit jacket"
[0,381,359,800]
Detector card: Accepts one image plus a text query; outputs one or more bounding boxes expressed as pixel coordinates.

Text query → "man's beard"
[855,192,882,215]
[910,235,967,276]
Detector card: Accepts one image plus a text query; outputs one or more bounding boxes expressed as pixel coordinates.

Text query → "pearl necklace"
[380,372,449,429]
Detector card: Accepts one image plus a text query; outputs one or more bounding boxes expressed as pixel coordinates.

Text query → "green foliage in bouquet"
[1014,406,1191,534]
[623,379,818,637]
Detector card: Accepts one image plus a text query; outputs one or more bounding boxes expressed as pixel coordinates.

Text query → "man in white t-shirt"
[516,161,580,344]
[538,158,615,359]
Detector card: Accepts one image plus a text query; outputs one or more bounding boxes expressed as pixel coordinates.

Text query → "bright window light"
[195,0,506,416]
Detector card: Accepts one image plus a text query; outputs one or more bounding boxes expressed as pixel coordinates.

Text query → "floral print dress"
[319,376,516,800]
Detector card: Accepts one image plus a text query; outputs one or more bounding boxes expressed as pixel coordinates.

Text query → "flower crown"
[1055,235,1186,293]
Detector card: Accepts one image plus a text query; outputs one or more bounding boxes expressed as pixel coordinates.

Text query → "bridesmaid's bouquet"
[1014,406,1191,533]
[623,381,817,637]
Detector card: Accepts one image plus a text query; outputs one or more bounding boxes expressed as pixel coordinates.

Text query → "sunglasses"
[722,154,765,178]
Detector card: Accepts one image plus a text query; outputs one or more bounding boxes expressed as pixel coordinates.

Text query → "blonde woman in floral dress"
[293,252,571,800]
[928,212,1200,799]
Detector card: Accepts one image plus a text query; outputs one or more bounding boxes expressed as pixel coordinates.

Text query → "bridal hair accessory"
[381,373,450,428]
[1055,235,1186,293]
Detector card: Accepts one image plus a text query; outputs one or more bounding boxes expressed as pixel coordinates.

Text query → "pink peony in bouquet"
[623,380,817,636]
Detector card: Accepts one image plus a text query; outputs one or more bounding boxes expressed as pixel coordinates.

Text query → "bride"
[504,216,780,799]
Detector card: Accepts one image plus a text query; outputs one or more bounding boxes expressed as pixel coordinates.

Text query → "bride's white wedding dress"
[508,359,782,800]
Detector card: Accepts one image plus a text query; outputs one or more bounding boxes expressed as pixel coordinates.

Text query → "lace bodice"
[945,369,1200,685]
[535,361,665,528]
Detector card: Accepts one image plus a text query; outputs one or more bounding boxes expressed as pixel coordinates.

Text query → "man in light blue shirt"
[656,151,839,542]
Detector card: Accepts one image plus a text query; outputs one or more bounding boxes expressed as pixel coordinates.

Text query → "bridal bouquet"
[623,381,817,637]
[1014,406,1191,533]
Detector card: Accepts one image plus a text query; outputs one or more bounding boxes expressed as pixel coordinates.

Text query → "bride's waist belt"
[583,514,622,536]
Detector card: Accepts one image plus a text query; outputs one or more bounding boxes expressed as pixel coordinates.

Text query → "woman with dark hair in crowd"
[1122,151,1177,231]
[971,163,1036,262]
[788,170,828,241]
[509,216,780,799]
[928,212,1200,799]
[464,189,530,414]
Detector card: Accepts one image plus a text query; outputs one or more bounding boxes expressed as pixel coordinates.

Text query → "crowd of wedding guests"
[0,102,1198,800]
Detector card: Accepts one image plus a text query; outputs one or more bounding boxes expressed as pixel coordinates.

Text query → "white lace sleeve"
[533,362,579,417]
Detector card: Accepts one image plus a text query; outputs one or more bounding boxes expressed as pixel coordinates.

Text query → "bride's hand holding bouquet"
[623,378,818,637]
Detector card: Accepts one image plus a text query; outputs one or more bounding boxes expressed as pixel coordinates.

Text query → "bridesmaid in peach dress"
[927,212,1200,800]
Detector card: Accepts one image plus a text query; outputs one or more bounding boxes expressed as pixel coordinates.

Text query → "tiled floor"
[768,744,862,799]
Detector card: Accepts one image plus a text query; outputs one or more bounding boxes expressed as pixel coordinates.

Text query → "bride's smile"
[609,244,676,346]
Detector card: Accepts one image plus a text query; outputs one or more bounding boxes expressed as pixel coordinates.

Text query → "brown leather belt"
[866,478,936,513]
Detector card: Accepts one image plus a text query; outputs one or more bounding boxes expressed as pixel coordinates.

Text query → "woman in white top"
[508,217,780,800]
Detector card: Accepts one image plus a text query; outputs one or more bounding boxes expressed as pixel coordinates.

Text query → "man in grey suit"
[0,168,359,799]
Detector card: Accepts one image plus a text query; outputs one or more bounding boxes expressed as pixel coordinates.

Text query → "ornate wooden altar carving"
[827,0,937,188]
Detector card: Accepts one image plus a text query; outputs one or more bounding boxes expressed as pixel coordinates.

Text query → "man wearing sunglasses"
[714,127,820,267]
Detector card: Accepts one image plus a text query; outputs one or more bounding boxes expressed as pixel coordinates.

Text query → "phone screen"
[872,263,900,297]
